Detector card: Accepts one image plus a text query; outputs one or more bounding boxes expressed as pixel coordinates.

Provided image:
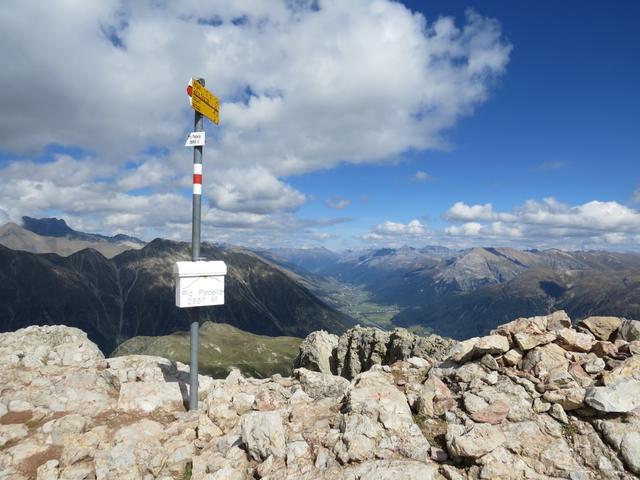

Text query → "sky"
[0,0,639,251]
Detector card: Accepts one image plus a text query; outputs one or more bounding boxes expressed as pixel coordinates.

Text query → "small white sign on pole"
[185,131,206,147]
[174,261,226,307]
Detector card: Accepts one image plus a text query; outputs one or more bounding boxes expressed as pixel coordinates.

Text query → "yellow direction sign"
[187,78,220,125]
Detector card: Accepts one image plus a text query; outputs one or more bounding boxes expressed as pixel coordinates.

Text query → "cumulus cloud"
[362,219,430,245]
[206,167,306,214]
[445,221,522,238]
[0,1,511,244]
[325,196,351,210]
[443,198,640,249]
[412,170,432,183]
[444,201,515,222]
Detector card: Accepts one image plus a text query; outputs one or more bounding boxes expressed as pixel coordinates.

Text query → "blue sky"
[0,1,638,250]
[289,0,640,248]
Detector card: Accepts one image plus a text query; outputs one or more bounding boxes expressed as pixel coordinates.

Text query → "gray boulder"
[294,368,350,400]
[584,379,640,413]
[579,316,623,341]
[292,330,338,375]
[241,411,286,461]
[616,319,640,342]
[295,326,454,379]
[335,327,390,379]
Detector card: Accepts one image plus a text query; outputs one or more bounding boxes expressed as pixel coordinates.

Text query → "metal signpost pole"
[190,78,205,411]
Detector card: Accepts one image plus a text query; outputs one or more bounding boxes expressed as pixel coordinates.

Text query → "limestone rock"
[241,411,286,461]
[345,370,414,432]
[546,310,573,331]
[335,327,390,379]
[584,379,640,413]
[469,399,510,425]
[292,330,338,375]
[583,356,605,374]
[0,424,28,448]
[513,331,556,351]
[117,381,187,413]
[414,375,455,418]
[446,423,506,459]
[1,317,639,480]
[594,417,640,475]
[294,368,350,400]
[542,387,585,410]
[297,326,454,380]
[549,403,568,424]
[386,328,455,363]
[449,338,477,363]
[0,325,104,368]
[502,348,523,367]
[616,319,640,342]
[579,317,623,341]
[591,340,618,358]
[555,328,595,353]
[522,342,569,374]
[343,460,440,480]
[474,335,510,356]
[450,335,509,363]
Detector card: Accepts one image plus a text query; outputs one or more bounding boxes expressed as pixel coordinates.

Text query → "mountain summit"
[21,216,144,245]
[0,312,638,478]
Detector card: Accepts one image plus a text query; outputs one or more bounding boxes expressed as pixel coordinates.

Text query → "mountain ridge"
[21,216,144,244]
[0,239,354,354]
[0,221,143,258]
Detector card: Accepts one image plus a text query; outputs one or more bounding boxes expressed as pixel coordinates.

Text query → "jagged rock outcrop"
[293,326,455,379]
[1,313,640,479]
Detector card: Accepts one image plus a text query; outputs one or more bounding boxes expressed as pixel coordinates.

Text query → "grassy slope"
[111,321,302,378]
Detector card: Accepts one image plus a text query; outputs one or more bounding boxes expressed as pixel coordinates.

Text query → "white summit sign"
[174,261,226,308]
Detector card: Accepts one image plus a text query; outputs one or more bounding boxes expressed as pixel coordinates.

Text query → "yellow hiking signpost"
[181,77,224,411]
[187,77,220,125]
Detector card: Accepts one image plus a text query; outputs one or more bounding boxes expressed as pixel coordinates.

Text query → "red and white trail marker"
[193,163,202,195]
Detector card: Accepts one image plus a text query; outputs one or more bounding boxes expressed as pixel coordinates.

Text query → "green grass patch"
[562,421,580,438]
[182,461,192,480]
[414,414,448,450]
[112,322,301,379]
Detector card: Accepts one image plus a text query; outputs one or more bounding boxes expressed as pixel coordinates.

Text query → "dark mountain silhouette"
[21,216,144,244]
[0,239,354,355]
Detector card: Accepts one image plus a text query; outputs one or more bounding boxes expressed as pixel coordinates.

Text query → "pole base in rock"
[189,315,199,410]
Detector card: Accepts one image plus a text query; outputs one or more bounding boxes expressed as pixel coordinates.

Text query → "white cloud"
[412,170,432,183]
[443,198,640,249]
[325,196,351,210]
[375,219,426,236]
[0,1,511,245]
[362,219,429,245]
[206,167,306,214]
[445,221,522,238]
[632,187,640,204]
[444,201,516,222]
[516,198,640,232]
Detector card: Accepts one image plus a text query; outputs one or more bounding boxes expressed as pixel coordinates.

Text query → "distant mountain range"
[3,216,640,352]
[0,217,144,258]
[264,245,640,339]
[0,234,353,354]
[21,216,144,244]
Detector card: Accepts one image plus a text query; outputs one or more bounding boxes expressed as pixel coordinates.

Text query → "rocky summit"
[1,313,639,479]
